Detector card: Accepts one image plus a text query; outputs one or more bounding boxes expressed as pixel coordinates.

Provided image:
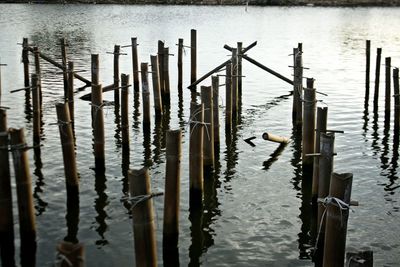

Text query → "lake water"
[0,4,399,266]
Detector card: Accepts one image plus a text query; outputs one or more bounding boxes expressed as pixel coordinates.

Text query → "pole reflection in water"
[161,104,171,149]
[262,143,287,171]
[371,108,381,157]
[33,146,47,216]
[142,124,152,168]
[152,116,162,164]
[24,88,32,123]
[132,91,140,133]
[178,89,186,130]
[114,103,121,148]
[94,171,109,246]
[380,115,390,174]
[64,180,80,244]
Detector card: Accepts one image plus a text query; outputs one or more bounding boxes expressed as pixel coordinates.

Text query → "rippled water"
[0,4,400,266]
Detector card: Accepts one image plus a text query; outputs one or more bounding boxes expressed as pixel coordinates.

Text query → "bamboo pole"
[113,45,120,107]
[189,102,204,210]
[0,109,15,267]
[292,47,303,127]
[187,60,230,90]
[56,242,85,267]
[131,37,140,93]
[121,74,130,148]
[232,48,238,118]
[141,63,151,126]
[91,84,105,172]
[150,55,163,118]
[237,42,243,98]
[67,61,74,124]
[9,128,36,267]
[22,38,30,88]
[178,38,183,92]
[31,74,40,145]
[365,40,371,104]
[212,76,220,146]
[158,41,165,97]
[33,47,42,105]
[225,63,232,129]
[394,68,399,133]
[129,167,157,267]
[373,48,382,111]
[60,38,68,99]
[262,132,290,144]
[191,29,197,86]
[385,57,391,120]
[323,172,353,267]
[201,86,214,169]
[302,78,316,173]
[91,54,99,86]
[163,47,170,102]
[163,129,182,249]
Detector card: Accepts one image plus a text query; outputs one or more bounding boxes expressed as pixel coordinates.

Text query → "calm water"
[0,4,399,266]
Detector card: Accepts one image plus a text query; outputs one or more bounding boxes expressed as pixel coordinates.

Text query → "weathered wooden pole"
[225,63,232,129]
[33,46,42,105]
[237,42,243,98]
[323,172,353,267]
[262,132,290,144]
[163,47,171,102]
[393,68,400,133]
[292,47,303,127]
[113,45,120,107]
[131,37,140,93]
[56,242,85,267]
[22,38,30,88]
[231,48,238,118]
[91,54,99,86]
[121,74,130,148]
[373,48,382,111]
[150,55,163,118]
[67,61,74,124]
[385,57,391,120]
[302,78,316,173]
[141,63,151,126]
[365,40,371,104]
[0,109,15,267]
[9,128,36,267]
[189,102,204,210]
[201,86,214,170]
[178,38,183,92]
[91,84,105,172]
[158,41,165,97]
[212,76,220,147]
[60,38,68,99]
[129,167,157,267]
[191,29,197,86]
[346,251,373,267]
[31,74,41,145]
[163,129,182,250]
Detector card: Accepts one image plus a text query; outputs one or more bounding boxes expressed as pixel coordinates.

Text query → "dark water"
[0,4,399,266]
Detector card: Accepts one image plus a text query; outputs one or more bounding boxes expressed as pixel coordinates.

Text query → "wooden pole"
[187,60,230,90]
[237,42,243,98]
[191,29,197,86]
[323,172,353,267]
[163,129,182,249]
[365,40,371,104]
[158,41,165,97]
[60,38,68,99]
[212,76,220,146]
[33,47,42,106]
[91,84,105,172]
[141,63,151,126]
[9,128,36,267]
[232,48,238,119]
[22,38,30,88]
[0,109,15,267]
[262,132,290,144]
[113,45,120,107]
[385,57,391,120]
[373,48,382,111]
[394,68,400,133]
[292,47,303,127]
[201,86,214,170]
[31,74,41,145]
[121,74,130,148]
[129,167,157,267]
[67,61,74,125]
[225,62,232,130]
[131,37,140,93]
[56,242,85,267]
[163,47,170,102]
[150,55,163,118]
[178,38,183,92]
[302,78,316,173]
[346,251,373,267]
[91,54,99,86]
[189,102,204,210]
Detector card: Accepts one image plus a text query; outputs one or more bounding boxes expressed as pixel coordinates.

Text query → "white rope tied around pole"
[54,253,73,267]
[50,120,71,136]
[186,107,211,141]
[90,102,105,128]
[121,192,163,212]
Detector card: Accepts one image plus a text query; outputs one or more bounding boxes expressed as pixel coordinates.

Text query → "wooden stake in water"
[393,68,400,133]
[191,29,197,86]
[212,76,220,146]
[129,167,157,267]
[131,37,140,93]
[31,74,41,145]
[150,55,163,118]
[91,54,99,86]
[178,38,183,92]
[163,47,171,103]
[189,102,204,210]
[158,41,165,97]
[60,38,68,99]
[225,63,232,129]
[323,172,353,267]
[385,57,391,120]
[33,46,42,105]
[292,47,303,128]
[201,86,214,170]
[373,48,382,111]
[113,45,120,107]
[365,40,371,104]
[121,74,130,148]
[0,109,15,267]
[91,84,105,172]
[302,78,316,173]
[237,42,243,98]
[9,128,36,267]
[231,48,238,118]
[67,61,74,124]
[22,38,30,88]
[141,63,151,126]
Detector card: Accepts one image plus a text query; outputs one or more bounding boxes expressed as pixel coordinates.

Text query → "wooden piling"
[60,38,68,99]
[189,102,204,210]
[22,38,30,88]
[302,78,316,173]
[141,63,151,126]
[158,41,165,96]
[231,48,238,118]
[346,251,373,267]
[373,48,382,110]
[163,47,170,102]
[0,109,15,267]
[9,128,36,267]
[262,132,290,144]
[113,45,120,106]
[323,172,353,267]
[91,84,105,172]
[56,241,85,267]
[385,57,391,119]
[292,47,303,127]
[178,38,183,92]
[212,76,220,146]
[237,42,243,98]
[163,129,182,248]
[201,86,214,169]
[91,54,99,86]
[225,63,232,129]
[129,167,157,267]
[31,74,41,145]
[33,46,42,105]
[121,74,130,147]
[394,68,399,133]
[191,29,197,86]
[131,37,140,93]
[365,40,371,104]
[150,55,163,118]
[67,61,74,124]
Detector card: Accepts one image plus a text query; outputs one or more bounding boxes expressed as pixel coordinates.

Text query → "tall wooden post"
[60,38,68,99]
[189,102,204,210]
[365,40,371,104]
[178,38,183,92]
[225,63,232,129]
[163,47,170,102]
[91,54,99,86]
[121,74,130,148]
[323,173,353,267]
[158,41,165,97]
[237,42,243,98]
[373,48,382,111]
[302,78,316,173]
[191,29,197,86]
[9,128,36,267]
[393,68,400,133]
[292,47,303,128]
[129,168,157,267]
[113,45,120,107]
[33,47,42,105]
[131,37,140,93]
[22,38,30,88]
[31,74,40,145]
[201,86,214,170]
[141,63,151,126]
[67,61,74,124]
[212,76,220,147]
[150,55,163,118]
[231,48,238,118]
[385,57,391,120]
[0,109,15,267]
[91,84,105,172]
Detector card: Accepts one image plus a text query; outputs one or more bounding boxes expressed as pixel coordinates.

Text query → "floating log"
[113,45,120,106]
[212,76,220,146]
[365,40,371,104]
[225,62,232,129]
[191,29,197,86]
[131,37,140,93]
[385,57,391,119]
[60,38,68,98]
[292,47,303,127]
[56,241,85,267]
[373,48,382,111]
[302,78,316,173]
[141,63,151,126]
[91,84,105,172]
[187,59,230,90]
[201,86,214,169]
[121,74,130,147]
[67,61,74,124]
[177,38,183,91]
[262,132,290,144]
[150,55,163,118]
[346,250,373,267]
[22,38,30,88]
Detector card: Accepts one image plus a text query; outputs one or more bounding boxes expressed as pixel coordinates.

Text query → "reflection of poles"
[0,109,15,267]
[262,143,287,171]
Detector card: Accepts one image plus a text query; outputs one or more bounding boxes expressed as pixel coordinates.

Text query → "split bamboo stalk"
[225,63,232,129]
[365,40,371,104]
[60,38,68,99]
[212,76,220,146]
[141,63,151,126]
[293,47,303,127]
[163,47,170,102]
[201,86,214,169]
[191,29,197,86]
[131,37,140,93]
[121,74,130,148]
[9,128,36,267]
[67,61,74,124]
[0,109,15,267]
[158,41,165,97]
[22,38,29,88]
[150,55,163,118]
[394,68,400,133]
[91,84,105,172]
[129,168,157,267]
[385,57,391,119]
[31,74,40,145]
[231,48,238,118]
[373,48,382,111]
[178,38,183,91]
[113,45,120,106]
[302,78,316,173]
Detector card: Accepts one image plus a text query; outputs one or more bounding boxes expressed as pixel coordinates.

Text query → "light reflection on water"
[0,4,400,266]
